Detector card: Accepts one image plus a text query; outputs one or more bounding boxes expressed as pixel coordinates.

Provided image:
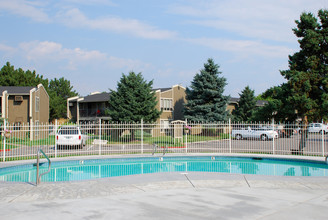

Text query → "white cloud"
[0,0,50,22]
[187,38,293,58]
[18,40,148,71]
[0,43,14,52]
[62,0,117,6]
[56,8,177,40]
[169,0,328,42]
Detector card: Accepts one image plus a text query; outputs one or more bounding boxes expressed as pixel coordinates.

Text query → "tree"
[48,77,79,121]
[107,72,161,123]
[252,84,298,122]
[280,9,328,122]
[277,9,328,152]
[232,86,256,121]
[184,58,230,122]
[0,62,78,121]
[0,62,48,87]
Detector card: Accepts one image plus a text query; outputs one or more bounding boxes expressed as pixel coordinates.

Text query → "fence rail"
[1,119,327,162]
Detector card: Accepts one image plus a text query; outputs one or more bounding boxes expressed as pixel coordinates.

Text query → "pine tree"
[279,9,328,151]
[280,9,328,122]
[232,86,256,122]
[107,71,161,123]
[184,58,230,122]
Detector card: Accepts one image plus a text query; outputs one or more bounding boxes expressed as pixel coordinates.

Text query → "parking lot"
[1,133,327,161]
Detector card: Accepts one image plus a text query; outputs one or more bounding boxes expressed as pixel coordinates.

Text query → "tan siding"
[38,85,49,123]
[7,95,29,124]
[160,90,172,98]
[172,85,186,120]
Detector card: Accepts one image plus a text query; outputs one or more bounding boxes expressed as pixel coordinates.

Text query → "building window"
[160,98,173,111]
[35,96,40,112]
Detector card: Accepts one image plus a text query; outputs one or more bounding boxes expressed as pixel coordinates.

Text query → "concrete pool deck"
[1,172,328,220]
[1,154,328,219]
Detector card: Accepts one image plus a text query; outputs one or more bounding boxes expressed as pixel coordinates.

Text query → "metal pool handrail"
[36,149,51,185]
[152,144,157,156]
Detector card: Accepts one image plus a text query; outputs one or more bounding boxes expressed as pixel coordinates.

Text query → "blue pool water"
[0,156,328,182]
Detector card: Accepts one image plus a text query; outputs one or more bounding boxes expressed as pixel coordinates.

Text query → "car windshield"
[58,128,79,135]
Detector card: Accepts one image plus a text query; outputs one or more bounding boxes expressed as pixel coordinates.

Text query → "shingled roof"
[79,92,111,103]
[0,86,35,95]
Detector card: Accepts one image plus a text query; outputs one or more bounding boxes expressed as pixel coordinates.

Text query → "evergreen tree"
[107,71,161,122]
[184,58,230,122]
[252,84,297,122]
[0,62,78,121]
[0,62,48,87]
[232,86,256,122]
[280,9,328,122]
[48,77,79,121]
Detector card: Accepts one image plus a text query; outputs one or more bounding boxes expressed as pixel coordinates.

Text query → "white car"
[56,125,87,149]
[308,123,328,134]
[232,127,279,141]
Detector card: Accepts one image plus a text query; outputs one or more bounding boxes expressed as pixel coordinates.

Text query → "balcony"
[79,108,110,120]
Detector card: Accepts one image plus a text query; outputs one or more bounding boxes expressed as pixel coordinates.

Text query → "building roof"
[0,86,35,95]
[79,92,110,103]
[153,87,171,92]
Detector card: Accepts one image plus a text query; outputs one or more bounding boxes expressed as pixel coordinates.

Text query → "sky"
[0,0,327,97]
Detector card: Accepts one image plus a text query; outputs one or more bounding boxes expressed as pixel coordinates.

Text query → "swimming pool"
[1,156,328,182]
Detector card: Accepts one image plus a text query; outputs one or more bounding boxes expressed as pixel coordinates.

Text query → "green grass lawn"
[1,132,230,150]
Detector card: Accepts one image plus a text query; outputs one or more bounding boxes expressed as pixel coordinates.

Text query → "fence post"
[322,119,325,157]
[185,119,188,153]
[141,119,143,154]
[229,118,232,154]
[99,118,101,156]
[55,119,57,158]
[272,118,275,155]
[3,118,6,162]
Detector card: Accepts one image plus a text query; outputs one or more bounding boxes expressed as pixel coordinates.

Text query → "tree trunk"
[299,116,308,153]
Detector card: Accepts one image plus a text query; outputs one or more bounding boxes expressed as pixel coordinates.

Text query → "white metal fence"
[1,119,327,162]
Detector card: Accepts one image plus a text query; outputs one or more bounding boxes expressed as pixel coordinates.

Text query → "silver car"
[56,125,86,149]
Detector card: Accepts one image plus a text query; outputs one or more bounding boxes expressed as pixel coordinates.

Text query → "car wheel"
[261,134,268,141]
[235,134,242,140]
[319,130,325,135]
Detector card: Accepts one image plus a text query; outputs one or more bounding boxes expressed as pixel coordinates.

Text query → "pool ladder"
[152,144,167,156]
[36,149,51,185]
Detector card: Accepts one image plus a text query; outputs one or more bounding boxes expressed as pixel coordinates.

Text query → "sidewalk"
[1,172,328,219]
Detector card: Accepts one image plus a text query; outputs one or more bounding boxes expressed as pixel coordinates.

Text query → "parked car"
[56,125,87,149]
[231,127,279,141]
[307,123,328,134]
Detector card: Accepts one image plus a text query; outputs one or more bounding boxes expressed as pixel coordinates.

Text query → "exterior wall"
[7,95,29,124]
[227,103,237,113]
[1,91,8,118]
[153,85,186,136]
[30,85,49,140]
[37,85,49,124]
[172,85,186,120]
[68,102,78,122]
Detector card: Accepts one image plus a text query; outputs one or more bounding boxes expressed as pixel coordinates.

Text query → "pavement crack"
[243,175,251,188]
[184,174,195,188]
[132,185,146,192]
[9,187,36,203]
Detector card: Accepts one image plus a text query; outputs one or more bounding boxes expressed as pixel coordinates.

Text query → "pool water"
[1,156,328,182]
